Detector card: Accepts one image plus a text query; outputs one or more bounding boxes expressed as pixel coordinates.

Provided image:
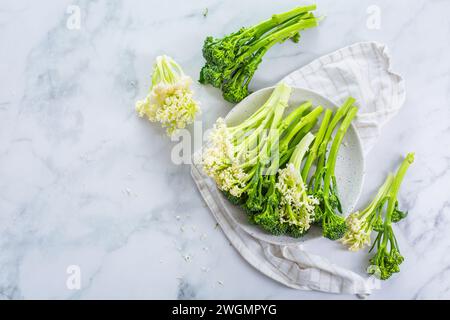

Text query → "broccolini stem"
[302,109,332,181]
[315,98,355,174]
[248,4,317,38]
[360,174,394,221]
[385,153,415,226]
[236,84,290,165]
[239,17,319,63]
[289,115,318,149]
[281,106,323,150]
[290,132,315,171]
[231,82,289,133]
[281,101,311,129]
[322,106,358,199]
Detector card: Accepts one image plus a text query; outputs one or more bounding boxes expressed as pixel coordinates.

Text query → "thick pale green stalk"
[302,109,332,181]
[315,98,355,177]
[281,101,311,129]
[236,84,290,165]
[323,106,358,198]
[282,106,323,148]
[290,132,315,171]
[250,5,317,38]
[385,153,415,226]
[231,85,285,133]
[362,174,394,221]
[239,17,319,62]
[263,102,313,173]
[289,116,318,148]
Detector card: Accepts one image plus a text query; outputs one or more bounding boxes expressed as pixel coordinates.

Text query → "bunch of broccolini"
[202,83,358,238]
[199,5,320,103]
[341,153,414,280]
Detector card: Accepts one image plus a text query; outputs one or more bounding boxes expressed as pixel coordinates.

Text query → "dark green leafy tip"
[391,201,408,223]
[287,224,306,238]
[290,32,301,43]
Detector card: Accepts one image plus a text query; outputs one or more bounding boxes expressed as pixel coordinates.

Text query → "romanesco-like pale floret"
[341,174,394,251]
[276,133,319,236]
[136,55,200,136]
[341,211,372,251]
[276,163,318,233]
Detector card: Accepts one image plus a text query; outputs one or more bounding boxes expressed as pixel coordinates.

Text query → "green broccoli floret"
[368,227,405,280]
[368,153,414,280]
[391,201,408,223]
[222,74,251,103]
[222,190,245,206]
[199,5,320,102]
[321,201,347,240]
[286,224,307,238]
[243,173,264,214]
[253,176,287,235]
[199,64,224,88]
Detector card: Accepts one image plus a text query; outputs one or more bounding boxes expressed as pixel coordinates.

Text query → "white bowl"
[222,86,365,245]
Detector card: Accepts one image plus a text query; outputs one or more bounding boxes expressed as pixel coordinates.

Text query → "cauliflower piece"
[135,55,200,136]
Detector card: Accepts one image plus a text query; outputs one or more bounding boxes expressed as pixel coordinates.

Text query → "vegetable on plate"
[202,82,357,238]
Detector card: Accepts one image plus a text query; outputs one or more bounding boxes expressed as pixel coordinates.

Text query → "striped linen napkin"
[191,42,405,296]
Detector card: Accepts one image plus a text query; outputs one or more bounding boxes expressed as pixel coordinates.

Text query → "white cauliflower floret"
[276,163,319,232]
[340,211,371,251]
[135,56,200,136]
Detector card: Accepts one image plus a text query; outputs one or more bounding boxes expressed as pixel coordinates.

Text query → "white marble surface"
[0,0,449,299]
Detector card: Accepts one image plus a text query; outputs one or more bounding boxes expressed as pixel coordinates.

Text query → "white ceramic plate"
[222,86,365,245]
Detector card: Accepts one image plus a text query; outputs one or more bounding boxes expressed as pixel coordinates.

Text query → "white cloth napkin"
[191,42,405,296]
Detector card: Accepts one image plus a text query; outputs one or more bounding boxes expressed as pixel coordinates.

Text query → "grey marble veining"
[0,0,449,299]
